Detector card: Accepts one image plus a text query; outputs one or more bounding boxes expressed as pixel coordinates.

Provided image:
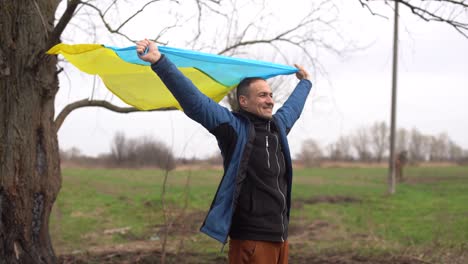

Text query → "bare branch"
[54,99,176,132]
[115,1,162,32]
[358,0,389,19]
[79,1,174,44]
[205,0,349,108]
[103,0,118,17]
[192,0,204,43]
[360,0,468,38]
[189,0,225,46]
[47,0,81,49]
[199,0,224,15]
[55,67,63,76]
[216,2,341,59]
[218,38,288,55]
[78,1,133,43]
[153,24,181,44]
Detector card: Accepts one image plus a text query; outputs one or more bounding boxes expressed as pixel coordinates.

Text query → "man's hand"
[294,64,310,80]
[136,39,161,64]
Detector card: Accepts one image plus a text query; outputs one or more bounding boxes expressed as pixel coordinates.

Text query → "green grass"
[290,166,468,255]
[51,165,468,259]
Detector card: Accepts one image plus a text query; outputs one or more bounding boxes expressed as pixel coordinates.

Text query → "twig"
[359,0,468,38]
[79,0,175,44]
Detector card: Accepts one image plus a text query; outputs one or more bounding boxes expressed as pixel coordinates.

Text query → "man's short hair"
[236,77,265,102]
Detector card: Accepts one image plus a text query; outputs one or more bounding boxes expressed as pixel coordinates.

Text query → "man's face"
[239,79,274,119]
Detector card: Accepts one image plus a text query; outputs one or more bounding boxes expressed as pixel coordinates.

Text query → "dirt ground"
[59,250,436,264]
[58,194,466,264]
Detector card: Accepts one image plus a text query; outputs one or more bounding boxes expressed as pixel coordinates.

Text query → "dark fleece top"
[229,110,288,242]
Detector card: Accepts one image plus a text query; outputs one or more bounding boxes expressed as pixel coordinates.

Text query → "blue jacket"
[151,55,312,244]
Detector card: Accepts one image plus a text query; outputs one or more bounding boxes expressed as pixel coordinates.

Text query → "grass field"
[51,165,468,263]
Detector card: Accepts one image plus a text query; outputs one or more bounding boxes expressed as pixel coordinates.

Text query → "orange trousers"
[228,239,289,264]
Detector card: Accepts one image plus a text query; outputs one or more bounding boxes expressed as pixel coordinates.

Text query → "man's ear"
[238,95,248,108]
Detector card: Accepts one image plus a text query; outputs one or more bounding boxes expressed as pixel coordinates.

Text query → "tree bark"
[0,1,61,263]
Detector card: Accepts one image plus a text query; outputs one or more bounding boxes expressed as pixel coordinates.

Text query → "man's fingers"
[136,39,161,64]
[136,39,152,56]
[293,63,309,80]
[136,41,147,54]
[295,64,305,72]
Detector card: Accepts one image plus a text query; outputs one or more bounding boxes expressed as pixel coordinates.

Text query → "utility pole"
[388,0,399,195]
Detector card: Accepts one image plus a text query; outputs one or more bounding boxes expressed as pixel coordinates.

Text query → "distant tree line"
[299,121,468,167]
[60,131,175,170]
[61,124,467,169]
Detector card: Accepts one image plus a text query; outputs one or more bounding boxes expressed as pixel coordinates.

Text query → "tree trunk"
[0,1,61,263]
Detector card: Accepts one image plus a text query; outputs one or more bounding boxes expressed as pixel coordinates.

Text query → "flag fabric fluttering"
[47,43,298,110]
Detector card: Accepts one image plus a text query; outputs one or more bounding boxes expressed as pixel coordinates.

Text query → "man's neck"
[238,109,271,122]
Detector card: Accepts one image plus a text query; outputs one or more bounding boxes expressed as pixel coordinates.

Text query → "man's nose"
[266,96,274,105]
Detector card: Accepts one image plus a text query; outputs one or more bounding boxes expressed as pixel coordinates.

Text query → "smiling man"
[137,39,311,264]
[237,77,275,118]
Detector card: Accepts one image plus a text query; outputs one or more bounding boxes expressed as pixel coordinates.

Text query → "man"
[396,150,408,183]
[137,39,312,264]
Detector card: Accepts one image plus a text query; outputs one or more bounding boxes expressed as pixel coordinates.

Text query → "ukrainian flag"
[47,44,297,110]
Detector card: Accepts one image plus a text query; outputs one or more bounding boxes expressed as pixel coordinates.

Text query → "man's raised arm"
[274,64,312,132]
[136,39,234,131]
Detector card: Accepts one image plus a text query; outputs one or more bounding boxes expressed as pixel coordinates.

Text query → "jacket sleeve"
[151,55,234,131]
[274,79,312,133]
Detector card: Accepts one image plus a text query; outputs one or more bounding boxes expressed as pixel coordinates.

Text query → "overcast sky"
[55,0,468,159]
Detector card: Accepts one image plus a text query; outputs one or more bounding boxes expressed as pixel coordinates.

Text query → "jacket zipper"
[265,122,270,168]
[274,133,286,242]
[267,121,286,242]
[265,135,270,168]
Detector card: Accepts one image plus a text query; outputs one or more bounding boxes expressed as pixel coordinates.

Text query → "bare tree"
[396,127,409,154]
[370,121,389,162]
[327,136,353,161]
[136,136,175,169]
[111,131,127,164]
[448,140,464,162]
[358,0,468,37]
[352,127,372,162]
[460,150,468,165]
[1,0,204,261]
[298,139,323,167]
[408,128,427,162]
[428,133,451,161]
[59,146,82,161]
[0,0,366,261]
[189,0,349,110]
[326,143,339,161]
[2,2,70,262]
[109,132,175,169]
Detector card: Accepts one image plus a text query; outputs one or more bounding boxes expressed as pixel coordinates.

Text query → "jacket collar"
[237,109,272,124]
